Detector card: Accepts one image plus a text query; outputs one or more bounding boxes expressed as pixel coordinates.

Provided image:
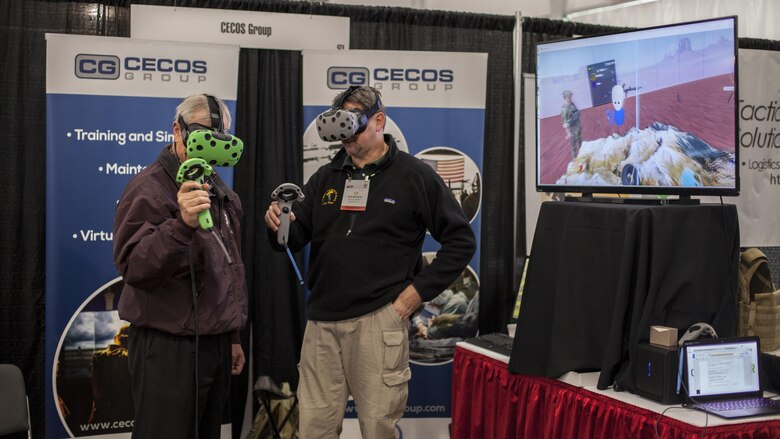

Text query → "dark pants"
[127,325,231,439]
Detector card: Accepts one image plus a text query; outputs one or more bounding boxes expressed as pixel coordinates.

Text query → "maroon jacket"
[114,146,247,339]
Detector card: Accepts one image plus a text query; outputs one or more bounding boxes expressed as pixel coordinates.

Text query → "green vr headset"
[178,95,244,167]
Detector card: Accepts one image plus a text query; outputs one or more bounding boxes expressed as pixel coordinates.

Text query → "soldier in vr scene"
[561,89,582,159]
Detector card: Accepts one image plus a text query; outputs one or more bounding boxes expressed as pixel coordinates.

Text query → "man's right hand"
[265,201,296,232]
[178,180,211,229]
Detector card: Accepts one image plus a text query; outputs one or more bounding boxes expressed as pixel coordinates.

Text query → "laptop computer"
[682,336,780,419]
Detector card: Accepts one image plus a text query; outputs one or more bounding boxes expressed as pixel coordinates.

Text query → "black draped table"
[508,201,739,392]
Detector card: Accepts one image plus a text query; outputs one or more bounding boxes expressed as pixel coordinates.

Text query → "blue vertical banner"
[45,34,238,438]
[303,50,487,437]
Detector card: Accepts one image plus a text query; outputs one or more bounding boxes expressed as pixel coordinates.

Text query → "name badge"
[341,179,370,211]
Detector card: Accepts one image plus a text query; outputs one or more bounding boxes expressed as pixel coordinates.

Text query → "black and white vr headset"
[315,86,382,142]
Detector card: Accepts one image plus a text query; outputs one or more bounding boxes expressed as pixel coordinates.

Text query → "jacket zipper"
[346,213,357,236]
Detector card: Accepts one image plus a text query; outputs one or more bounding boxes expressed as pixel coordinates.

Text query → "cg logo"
[327,66,369,89]
[75,54,120,80]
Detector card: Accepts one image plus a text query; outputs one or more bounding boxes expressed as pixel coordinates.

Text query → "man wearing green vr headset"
[113,94,247,439]
[266,86,475,438]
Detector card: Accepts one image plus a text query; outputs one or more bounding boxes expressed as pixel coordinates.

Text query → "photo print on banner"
[416,146,482,223]
[54,278,133,437]
[408,147,482,365]
[409,258,479,365]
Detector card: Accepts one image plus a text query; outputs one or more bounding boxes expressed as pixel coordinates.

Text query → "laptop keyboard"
[465,332,514,356]
[700,397,780,411]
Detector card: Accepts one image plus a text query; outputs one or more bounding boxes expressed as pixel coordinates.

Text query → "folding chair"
[253,376,298,439]
[0,364,32,439]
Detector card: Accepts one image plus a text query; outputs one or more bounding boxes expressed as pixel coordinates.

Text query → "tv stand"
[664,195,700,205]
[564,194,700,205]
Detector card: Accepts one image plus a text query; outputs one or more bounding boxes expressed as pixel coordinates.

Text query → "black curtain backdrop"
[233,48,306,425]
[4,2,780,438]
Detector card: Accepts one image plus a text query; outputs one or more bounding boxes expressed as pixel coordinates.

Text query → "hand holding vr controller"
[267,183,305,285]
[264,186,303,236]
[271,183,305,246]
[176,157,215,230]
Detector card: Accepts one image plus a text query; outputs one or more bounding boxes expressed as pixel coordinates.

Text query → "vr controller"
[185,129,244,167]
[176,158,214,230]
[678,322,718,346]
[271,183,305,246]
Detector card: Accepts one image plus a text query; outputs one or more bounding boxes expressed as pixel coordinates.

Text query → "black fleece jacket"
[275,134,476,321]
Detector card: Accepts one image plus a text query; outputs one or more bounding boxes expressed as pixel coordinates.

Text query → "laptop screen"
[684,337,761,399]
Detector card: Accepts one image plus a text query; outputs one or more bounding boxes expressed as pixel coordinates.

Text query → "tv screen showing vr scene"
[536,17,738,195]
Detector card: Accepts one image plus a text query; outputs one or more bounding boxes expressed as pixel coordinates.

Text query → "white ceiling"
[315,0,777,41]
[312,0,639,19]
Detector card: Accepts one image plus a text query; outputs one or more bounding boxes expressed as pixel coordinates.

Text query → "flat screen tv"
[535,16,739,197]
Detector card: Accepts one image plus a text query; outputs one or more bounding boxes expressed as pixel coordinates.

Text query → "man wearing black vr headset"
[113,94,247,438]
[265,86,475,438]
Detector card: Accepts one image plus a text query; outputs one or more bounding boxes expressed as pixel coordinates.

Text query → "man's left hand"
[393,284,422,320]
[231,344,245,375]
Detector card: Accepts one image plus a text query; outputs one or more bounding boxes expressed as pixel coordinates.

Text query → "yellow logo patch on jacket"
[322,188,338,205]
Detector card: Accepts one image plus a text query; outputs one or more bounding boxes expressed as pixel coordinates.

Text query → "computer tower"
[633,343,682,404]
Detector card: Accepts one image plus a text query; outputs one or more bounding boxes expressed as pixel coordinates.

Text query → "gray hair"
[174,94,232,131]
[332,86,386,115]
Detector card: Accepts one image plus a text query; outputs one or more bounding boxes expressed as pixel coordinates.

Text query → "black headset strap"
[178,95,223,143]
[178,114,189,144]
[335,86,382,118]
[363,96,381,120]
[334,86,359,109]
[204,94,223,132]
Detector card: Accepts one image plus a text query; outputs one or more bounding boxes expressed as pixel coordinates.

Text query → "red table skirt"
[452,347,780,439]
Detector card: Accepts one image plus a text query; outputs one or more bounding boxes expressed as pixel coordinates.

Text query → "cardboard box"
[650,325,678,348]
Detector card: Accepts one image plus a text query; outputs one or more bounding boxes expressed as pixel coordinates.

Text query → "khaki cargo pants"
[297,303,411,439]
